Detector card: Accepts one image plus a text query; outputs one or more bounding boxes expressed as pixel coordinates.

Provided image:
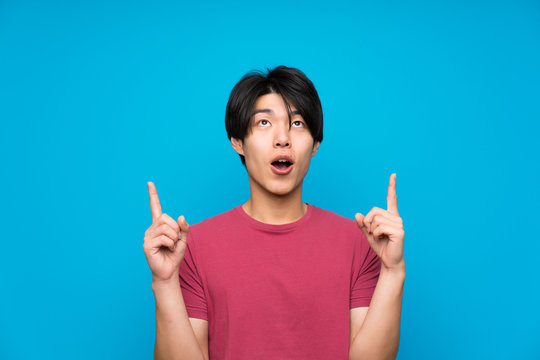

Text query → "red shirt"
[179,203,381,359]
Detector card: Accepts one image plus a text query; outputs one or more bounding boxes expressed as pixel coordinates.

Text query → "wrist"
[381,261,406,279]
[152,274,180,290]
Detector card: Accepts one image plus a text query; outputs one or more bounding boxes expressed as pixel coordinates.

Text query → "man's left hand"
[355,173,405,272]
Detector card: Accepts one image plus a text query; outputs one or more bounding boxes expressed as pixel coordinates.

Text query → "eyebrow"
[250,108,301,117]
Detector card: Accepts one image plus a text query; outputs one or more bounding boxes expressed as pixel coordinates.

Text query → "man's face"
[232,93,320,197]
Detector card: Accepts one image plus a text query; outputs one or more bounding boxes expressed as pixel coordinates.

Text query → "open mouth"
[270,160,293,175]
[271,160,293,169]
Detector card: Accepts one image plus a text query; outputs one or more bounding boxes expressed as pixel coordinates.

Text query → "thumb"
[177,215,190,233]
[355,213,369,238]
[355,213,365,227]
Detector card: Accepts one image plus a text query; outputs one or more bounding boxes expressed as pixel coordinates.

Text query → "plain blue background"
[1,0,539,359]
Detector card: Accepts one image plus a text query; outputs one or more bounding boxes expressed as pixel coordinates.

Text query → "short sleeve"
[178,230,208,320]
[350,230,381,309]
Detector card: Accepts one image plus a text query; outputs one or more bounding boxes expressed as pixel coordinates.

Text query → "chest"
[201,232,353,309]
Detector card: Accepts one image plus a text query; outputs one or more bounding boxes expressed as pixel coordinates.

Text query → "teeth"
[278,159,287,162]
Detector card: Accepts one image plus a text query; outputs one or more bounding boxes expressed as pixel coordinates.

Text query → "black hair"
[225,65,323,167]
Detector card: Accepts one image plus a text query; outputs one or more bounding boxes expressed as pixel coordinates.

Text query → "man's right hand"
[143,181,190,283]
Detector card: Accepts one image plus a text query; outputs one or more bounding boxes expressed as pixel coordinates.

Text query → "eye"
[258,119,270,126]
[292,120,305,127]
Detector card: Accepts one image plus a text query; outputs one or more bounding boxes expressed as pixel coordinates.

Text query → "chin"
[267,182,300,197]
[265,187,291,196]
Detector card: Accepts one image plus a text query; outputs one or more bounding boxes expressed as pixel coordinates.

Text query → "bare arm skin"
[153,276,206,360]
[143,182,208,360]
[189,318,209,360]
[351,173,406,359]
[349,266,405,360]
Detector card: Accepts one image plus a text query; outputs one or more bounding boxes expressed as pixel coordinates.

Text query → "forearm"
[153,275,204,360]
[349,265,405,360]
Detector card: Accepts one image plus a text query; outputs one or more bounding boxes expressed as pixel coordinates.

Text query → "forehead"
[250,93,300,117]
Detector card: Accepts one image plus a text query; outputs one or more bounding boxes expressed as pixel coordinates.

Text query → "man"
[143,66,405,360]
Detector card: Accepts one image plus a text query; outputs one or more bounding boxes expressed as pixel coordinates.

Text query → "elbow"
[349,344,400,360]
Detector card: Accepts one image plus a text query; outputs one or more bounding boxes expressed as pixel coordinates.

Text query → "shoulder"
[309,204,368,247]
[188,206,240,238]
[310,204,359,230]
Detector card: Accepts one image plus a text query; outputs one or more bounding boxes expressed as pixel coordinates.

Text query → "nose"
[274,122,291,148]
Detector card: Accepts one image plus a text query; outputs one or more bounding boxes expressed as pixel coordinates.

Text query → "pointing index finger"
[147,181,162,222]
[386,173,399,215]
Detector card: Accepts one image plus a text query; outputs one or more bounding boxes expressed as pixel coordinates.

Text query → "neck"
[242,182,307,225]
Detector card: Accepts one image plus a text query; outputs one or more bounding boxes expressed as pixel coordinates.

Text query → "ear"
[231,137,244,156]
[311,141,320,157]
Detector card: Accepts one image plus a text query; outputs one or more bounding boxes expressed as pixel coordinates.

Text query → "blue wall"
[1,1,539,358]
